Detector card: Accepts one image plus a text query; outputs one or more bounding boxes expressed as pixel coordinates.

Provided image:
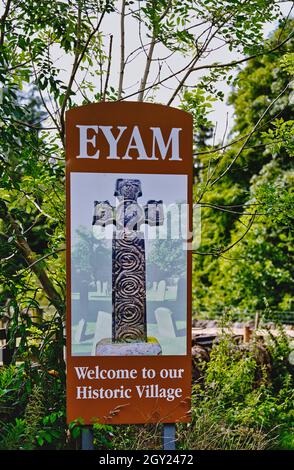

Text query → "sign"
[66,102,193,424]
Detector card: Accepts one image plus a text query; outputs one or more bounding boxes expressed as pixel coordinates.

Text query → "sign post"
[163,423,176,450]
[66,102,193,446]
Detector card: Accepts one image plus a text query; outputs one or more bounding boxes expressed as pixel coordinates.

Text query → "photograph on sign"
[71,172,188,357]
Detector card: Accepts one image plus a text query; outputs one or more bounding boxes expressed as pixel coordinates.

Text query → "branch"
[197,202,261,208]
[118,0,126,100]
[30,55,62,134]
[193,212,256,256]
[0,0,12,46]
[1,203,64,312]
[19,248,65,273]
[194,105,286,204]
[59,2,82,143]
[59,7,107,143]
[159,0,172,21]
[137,31,156,101]
[166,5,289,106]
[277,1,294,43]
[194,108,287,157]
[199,202,264,216]
[144,59,163,100]
[137,0,172,101]
[120,31,293,102]
[190,31,294,75]
[1,116,57,130]
[19,189,55,220]
[166,22,218,106]
[210,82,291,186]
[102,34,113,101]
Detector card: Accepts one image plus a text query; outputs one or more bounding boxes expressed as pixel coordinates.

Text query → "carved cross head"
[92,178,164,230]
[114,178,142,202]
[92,200,114,227]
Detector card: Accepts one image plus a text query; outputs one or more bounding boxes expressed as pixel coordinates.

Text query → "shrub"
[0,328,292,450]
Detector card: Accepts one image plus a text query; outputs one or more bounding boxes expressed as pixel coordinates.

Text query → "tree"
[148,238,186,279]
[0,0,291,316]
[192,22,294,316]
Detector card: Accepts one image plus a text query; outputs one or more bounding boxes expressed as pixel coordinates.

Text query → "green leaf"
[37,436,44,446]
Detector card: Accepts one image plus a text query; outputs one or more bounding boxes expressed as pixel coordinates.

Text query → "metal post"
[81,426,94,450]
[163,424,176,450]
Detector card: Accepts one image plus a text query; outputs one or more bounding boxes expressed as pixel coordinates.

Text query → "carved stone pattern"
[112,229,147,342]
[92,200,114,226]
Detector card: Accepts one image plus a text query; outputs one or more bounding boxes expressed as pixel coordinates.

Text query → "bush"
[0,328,293,450]
[177,330,294,450]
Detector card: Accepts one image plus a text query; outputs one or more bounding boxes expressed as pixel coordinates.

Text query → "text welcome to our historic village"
[74,366,186,402]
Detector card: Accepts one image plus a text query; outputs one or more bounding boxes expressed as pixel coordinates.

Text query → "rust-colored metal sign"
[66,102,192,424]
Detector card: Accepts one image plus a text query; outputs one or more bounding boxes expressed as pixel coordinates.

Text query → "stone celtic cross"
[92,178,163,346]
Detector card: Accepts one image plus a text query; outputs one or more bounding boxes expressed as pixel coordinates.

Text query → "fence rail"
[194,310,294,325]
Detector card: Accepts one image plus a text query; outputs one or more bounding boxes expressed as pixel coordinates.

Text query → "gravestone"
[91,311,112,356]
[155,307,176,338]
[156,280,166,301]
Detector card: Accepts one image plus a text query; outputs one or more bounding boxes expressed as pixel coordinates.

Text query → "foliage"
[0,327,292,450]
[0,361,68,449]
[0,364,26,417]
[0,0,293,451]
[0,0,290,341]
[103,330,294,450]
[261,118,294,158]
[22,384,45,449]
[0,418,27,450]
[192,21,294,316]
[180,88,216,131]
[177,331,294,450]
[179,415,276,451]
[148,238,186,278]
